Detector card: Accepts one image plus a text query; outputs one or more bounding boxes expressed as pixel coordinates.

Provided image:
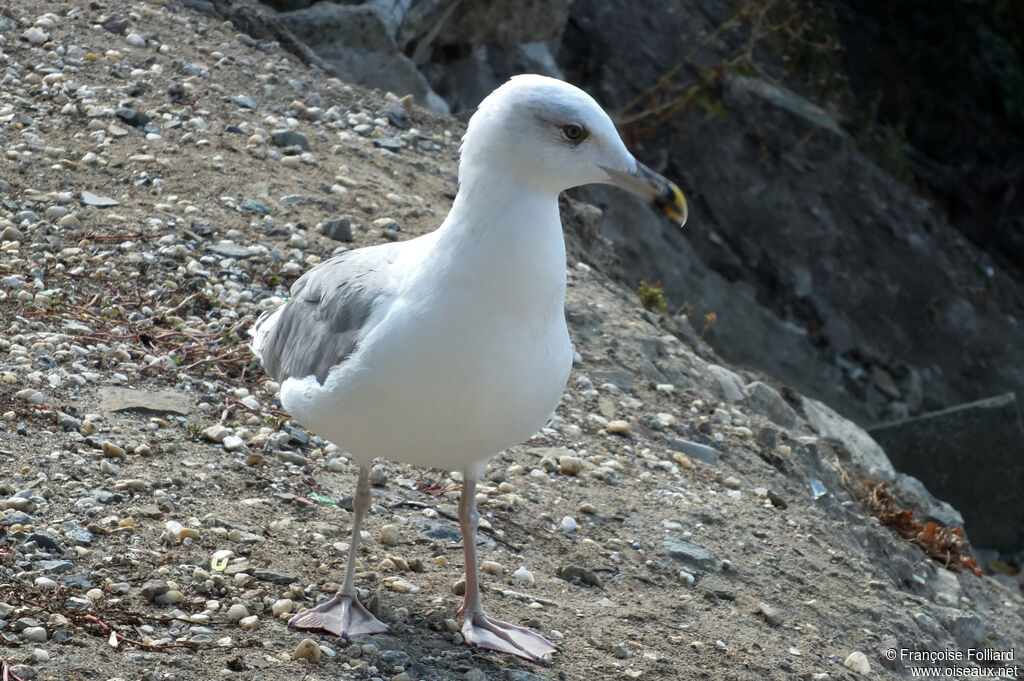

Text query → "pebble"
[293,638,322,662]
[561,516,578,533]
[606,419,631,435]
[559,455,583,475]
[202,425,230,443]
[102,441,126,458]
[480,561,503,576]
[379,524,401,546]
[318,217,353,242]
[843,651,870,674]
[513,566,535,584]
[222,435,246,451]
[271,598,294,616]
[238,615,259,630]
[23,27,49,45]
[22,626,47,642]
[226,603,249,621]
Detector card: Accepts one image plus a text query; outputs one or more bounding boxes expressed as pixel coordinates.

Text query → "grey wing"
[252,244,399,384]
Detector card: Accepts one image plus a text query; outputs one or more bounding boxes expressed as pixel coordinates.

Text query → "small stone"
[317,217,353,242]
[22,626,47,642]
[480,561,503,576]
[370,464,389,486]
[15,389,45,404]
[140,580,170,601]
[668,438,718,466]
[513,566,535,584]
[271,598,294,616]
[231,95,259,110]
[561,516,578,533]
[238,615,259,630]
[202,425,230,443]
[606,420,631,435]
[379,524,400,546]
[664,538,716,570]
[80,190,119,208]
[271,129,310,150]
[222,435,246,451]
[558,455,583,475]
[843,651,870,674]
[126,32,146,47]
[289,637,321,663]
[23,27,49,45]
[154,590,184,605]
[391,673,411,681]
[101,441,126,458]
[757,601,782,626]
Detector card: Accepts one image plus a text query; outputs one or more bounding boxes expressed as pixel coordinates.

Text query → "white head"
[460,74,686,224]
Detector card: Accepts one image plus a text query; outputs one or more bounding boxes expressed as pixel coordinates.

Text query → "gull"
[250,74,687,663]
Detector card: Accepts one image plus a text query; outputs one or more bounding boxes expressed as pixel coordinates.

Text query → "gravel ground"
[1,2,1023,680]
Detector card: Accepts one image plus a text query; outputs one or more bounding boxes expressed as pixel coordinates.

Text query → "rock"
[80,190,119,207]
[513,566,535,584]
[606,419,631,435]
[116,106,151,126]
[869,393,1023,550]
[558,455,583,475]
[14,389,44,404]
[757,601,782,626]
[802,397,894,479]
[99,387,193,415]
[22,27,48,45]
[271,598,295,616]
[222,435,246,451]
[253,568,297,584]
[201,425,230,443]
[270,129,310,150]
[101,441,126,458]
[240,198,271,215]
[318,217,353,242]
[744,381,798,428]
[843,651,870,674]
[667,438,718,466]
[698,574,736,600]
[22,626,47,642]
[888,473,963,529]
[27,531,64,553]
[226,603,249,622]
[663,537,716,571]
[480,561,503,576]
[238,615,259,630]
[379,524,401,546]
[560,515,577,533]
[292,638,322,663]
[279,3,449,113]
[231,94,259,110]
[589,369,635,392]
[369,464,389,486]
[140,580,170,602]
[556,564,601,587]
[705,364,747,403]
[154,590,183,605]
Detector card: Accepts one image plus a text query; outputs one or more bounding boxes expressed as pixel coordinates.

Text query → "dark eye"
[560,123,587,143]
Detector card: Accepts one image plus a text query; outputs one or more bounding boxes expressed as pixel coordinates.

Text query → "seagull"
[250,74,687,663]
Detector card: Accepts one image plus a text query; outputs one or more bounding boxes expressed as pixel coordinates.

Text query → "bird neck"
[433,170,567,304]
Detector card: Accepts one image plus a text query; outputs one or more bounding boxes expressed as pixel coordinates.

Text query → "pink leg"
[458,473,558,664]
[289,464,388,637]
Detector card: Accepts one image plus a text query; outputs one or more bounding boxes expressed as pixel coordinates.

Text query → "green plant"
[637,280,668,313]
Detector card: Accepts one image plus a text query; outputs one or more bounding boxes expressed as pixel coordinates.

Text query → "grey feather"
[254,244,399,383]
